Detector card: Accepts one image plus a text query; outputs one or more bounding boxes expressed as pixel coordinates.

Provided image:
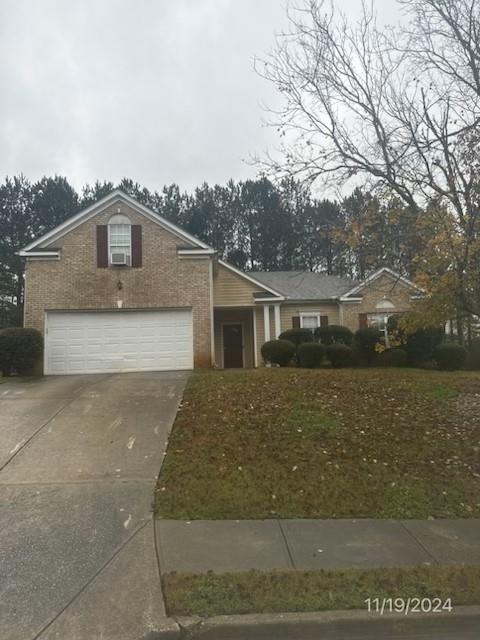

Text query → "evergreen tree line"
[0,174,432,326]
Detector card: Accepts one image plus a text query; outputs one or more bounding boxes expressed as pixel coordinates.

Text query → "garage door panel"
[45,310,194,375]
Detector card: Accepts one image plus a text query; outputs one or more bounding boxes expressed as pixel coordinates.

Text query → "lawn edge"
[173,605,480,638]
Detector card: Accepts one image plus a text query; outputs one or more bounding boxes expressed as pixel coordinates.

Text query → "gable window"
[300,313,320,330]
[108,214,131,266]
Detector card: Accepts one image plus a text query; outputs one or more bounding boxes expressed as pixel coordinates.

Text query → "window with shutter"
[108,214,131,266]
[131,225,142,268]
[96,225,108,268]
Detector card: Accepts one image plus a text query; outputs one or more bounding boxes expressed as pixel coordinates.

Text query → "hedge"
[297,342,325,368]
[314,324,353,346]
[433,342,467,371]
[376,348,408,368]
[0,328,43,376]
[278,329,314,348]
[354,327,381,366]
[261,339,296,367]
[326,343,354,368]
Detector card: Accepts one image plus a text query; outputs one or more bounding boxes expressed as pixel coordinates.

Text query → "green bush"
[261,339,296,367]
[354,327,381,366]
[376,348,408,368]
[433,342,467,371]
[297,342,325,368]
[0,327,43,376]
[326,343,354,368]
[278,328,314,348]
[314,324,353,346]
[466,338,480,370]
[388,316,443,367]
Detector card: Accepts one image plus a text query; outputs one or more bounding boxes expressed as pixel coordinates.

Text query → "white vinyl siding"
[45,310,193,375]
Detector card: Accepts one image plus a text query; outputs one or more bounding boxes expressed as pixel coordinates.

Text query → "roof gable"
[217,261,283,298]
[340,267,424,299]
[19,190,211,255]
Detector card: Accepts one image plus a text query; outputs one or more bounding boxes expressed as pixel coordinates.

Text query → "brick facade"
[24,202,213,368]
[340,273,415,332]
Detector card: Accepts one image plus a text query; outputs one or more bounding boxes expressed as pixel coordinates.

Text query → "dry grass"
[163,565,480,617]
[155,368,480,519]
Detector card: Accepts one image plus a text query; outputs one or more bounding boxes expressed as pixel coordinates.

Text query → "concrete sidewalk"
[156,518,480,573]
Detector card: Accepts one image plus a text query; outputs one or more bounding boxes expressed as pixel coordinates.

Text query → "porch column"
[263,304,271,342]
[252,308,258,367]
[274,304,281,338]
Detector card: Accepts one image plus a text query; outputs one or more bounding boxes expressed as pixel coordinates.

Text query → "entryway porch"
[213,308,256,368]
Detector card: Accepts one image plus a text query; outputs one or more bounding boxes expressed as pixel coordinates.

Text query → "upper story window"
[108,214,131,266]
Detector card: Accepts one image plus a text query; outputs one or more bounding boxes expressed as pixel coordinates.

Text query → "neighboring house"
[19,190,423,375]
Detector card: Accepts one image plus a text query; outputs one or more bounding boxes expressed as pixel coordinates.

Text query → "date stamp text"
[365,597,452,615]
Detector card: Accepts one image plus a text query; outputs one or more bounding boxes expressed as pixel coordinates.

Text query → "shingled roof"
[251,271,357,301]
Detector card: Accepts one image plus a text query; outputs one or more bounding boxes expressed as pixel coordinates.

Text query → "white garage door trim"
[45,309,193,375]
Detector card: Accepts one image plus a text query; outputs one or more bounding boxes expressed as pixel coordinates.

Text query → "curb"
[169,605,480,639]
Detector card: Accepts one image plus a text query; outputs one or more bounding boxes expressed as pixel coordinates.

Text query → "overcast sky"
[0,0,401,193]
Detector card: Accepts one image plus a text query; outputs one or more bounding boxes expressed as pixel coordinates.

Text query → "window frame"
[367,312,393,346]
[107,215,132,266]
[299,312,321,330]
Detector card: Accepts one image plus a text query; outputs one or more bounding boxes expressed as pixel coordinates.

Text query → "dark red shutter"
[131,225,142,268]
[292,316,300,328]
[358,313,368,329]
[96,225,108,268]
[320,315,329,327]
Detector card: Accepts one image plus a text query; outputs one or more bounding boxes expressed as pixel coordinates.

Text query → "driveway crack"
[32,518,151,640]
[0,374,116,474]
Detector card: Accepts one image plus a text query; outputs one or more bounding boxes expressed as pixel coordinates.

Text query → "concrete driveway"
[0,371,188,640]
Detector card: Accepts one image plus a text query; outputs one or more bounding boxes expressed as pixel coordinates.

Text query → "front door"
[223,324,244,368]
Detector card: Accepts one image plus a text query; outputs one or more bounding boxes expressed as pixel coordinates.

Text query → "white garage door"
[45,310,193,375]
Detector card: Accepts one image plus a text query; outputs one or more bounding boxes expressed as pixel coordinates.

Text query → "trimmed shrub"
[297,342,325,368]
[261,339,296,367]
[354,327,381,366]
[466,338,480,370]
[326,343,353,368]
[376,348,408,368]
[278,328,314,348]
[0,328,43,376]
[314,324,353,346]
[387,315,443,367]
[433,342,467,371]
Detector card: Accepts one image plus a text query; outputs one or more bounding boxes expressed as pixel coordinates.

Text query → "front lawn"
[155,368,480,519]
[163,565,480,617]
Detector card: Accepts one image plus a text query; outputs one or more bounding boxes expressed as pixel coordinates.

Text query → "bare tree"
[257,0,480,316]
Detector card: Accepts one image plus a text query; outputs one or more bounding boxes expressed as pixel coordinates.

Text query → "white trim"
[209,260,215,366]
[217,260,284,298]
[107,220,132,266]
[254,296,285,303]
[274,304,281,338]
[338,301,344,326]
[177,248,216,256]
[252,308,258,368]
[20,251,60,258]
[220,321,245,368]
[19,189,211,255]
[263,305,271,342]
[338,297,362,303]
[340,267,424,299]
[299,312,321,329]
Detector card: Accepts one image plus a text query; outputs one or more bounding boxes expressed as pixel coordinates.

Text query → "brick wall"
[24,202,212,368]
[340,273,414,332]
